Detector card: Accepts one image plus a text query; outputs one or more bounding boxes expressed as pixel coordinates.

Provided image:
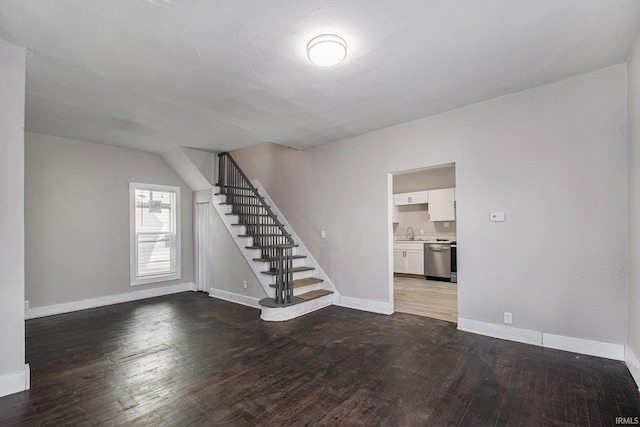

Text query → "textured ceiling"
[1,0,639,154]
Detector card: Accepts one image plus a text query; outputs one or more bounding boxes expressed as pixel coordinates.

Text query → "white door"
[194,202,211,292]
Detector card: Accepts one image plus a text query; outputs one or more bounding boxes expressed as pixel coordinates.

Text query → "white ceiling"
[1,1,639,154]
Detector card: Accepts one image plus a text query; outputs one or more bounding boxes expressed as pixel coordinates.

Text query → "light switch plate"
[490,212,505,222]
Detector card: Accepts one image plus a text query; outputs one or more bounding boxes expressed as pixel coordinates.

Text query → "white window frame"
[129,182,181,286]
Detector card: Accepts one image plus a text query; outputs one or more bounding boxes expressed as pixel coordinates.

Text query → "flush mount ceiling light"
[307,34,347,67]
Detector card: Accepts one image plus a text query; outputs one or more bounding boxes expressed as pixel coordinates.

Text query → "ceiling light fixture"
[307,34,347,67]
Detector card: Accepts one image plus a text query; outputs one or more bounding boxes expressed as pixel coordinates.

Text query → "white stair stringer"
[211,185,339,321]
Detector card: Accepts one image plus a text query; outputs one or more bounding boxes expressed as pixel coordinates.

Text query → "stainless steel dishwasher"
[424,242,451,281]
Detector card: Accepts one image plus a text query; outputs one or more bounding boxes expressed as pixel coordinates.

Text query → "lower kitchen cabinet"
[393,243,424,275]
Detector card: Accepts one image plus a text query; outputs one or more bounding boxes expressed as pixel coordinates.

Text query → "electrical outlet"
[321,230,326,239]
[503,312,512,324]
[24,300,29,310]
[420,229,424,235]
[242,280,247,289]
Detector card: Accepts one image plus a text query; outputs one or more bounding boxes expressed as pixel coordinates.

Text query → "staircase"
[214,152,334,321]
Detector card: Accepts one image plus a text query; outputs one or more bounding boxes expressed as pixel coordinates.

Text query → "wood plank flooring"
[1,292,639,426]
[394,275,458,323]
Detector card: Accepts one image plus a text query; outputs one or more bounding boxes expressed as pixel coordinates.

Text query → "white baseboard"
[543,333,624,361]
[0,364,30,398]
[26,283,196,319]
[208,288,261,309]
[338,296,393,315]
[458,318,542,346]
[458,318,624,361]
[626,345,640,391]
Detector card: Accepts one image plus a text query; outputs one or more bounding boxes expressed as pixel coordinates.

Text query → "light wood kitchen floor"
[394,275,458,323]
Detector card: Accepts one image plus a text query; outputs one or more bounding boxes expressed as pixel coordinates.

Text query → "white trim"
[543,333,624,361]
[338,295,393,315]
[208,288,261,309]
[387,173,395,313]
[458,318,625,361]
[458,318,542,346]
[0,364,30,398]
[261,294,333,321]
[194,202,211,292]
[26,283,195,319]
[625,345,640,391]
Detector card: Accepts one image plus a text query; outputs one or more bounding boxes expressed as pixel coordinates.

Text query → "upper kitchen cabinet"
[394,191,429,206]
[428,188,455,221]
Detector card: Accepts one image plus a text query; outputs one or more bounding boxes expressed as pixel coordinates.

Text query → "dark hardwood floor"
[1,292,638,426]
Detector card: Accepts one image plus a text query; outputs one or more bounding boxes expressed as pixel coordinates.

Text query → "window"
[130,183,181,286]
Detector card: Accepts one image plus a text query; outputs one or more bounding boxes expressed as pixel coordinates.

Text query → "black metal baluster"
[217,152,295,306]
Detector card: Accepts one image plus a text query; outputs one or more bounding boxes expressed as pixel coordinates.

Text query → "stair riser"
[265,270,313,284]
[260,294,333,322]
[234,235,300,257]
[292,283,322,296]
[255,258,307,269]
[267,282,322,295]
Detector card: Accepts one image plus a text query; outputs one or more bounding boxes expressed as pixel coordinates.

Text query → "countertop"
[394,237,456,243]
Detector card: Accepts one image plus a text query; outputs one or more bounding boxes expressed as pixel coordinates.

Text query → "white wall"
[393,165,456,193]
[232,64,629,346]
[627,34,640,385]
[209,196,267,300]
[0,38,27,397]
[25,132,194,309]
[393,204,456,240]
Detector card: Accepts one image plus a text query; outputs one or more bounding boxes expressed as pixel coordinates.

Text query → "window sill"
[130,273,181,286]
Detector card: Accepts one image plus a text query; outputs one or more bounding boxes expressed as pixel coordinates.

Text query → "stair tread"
[215,184,254,190]
[225,213,273,217]
[268,277,324,288]
[238,234,285,238]
[294,277,324,286]
[261,266,315,276]
[258,289,332,308]
[216,194,259,199]
[246,244,298,249]
[220,202,269,207]
[297,289,333,301]
[232,224,286,228]
[254,255,306,262]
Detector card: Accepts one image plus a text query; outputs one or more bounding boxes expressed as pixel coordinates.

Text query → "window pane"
[134,189,174,233]
[137,233,174,276]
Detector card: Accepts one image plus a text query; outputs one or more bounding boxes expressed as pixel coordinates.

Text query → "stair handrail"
[217,152,294,304]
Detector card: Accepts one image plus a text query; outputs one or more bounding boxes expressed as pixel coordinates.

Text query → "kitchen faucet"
[406,227,415,240]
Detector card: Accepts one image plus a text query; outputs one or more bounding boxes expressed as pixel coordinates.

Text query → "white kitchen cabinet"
[405,250,423,274]
[428,188,455,221]
[393,191,429,206]
[393,249,404,272]
[393,242,424,275]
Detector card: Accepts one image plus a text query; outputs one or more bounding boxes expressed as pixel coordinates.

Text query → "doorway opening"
[388,163,458,323]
